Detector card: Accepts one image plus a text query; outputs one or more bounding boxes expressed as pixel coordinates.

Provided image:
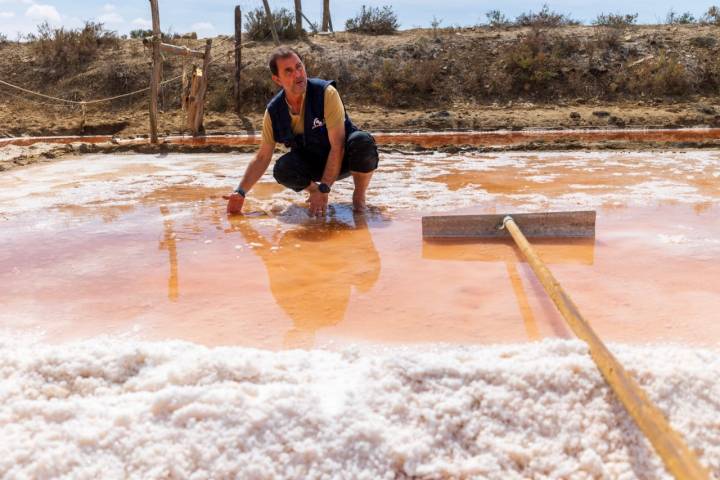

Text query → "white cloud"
[0,11,15,18]
[131,17,151,28]
[98,12,123,24]
[25,4,61,23]
[191,21,214,34]
[96,3,123,24]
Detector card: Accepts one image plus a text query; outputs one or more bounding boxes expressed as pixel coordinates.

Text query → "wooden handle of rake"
[502,216,709,480]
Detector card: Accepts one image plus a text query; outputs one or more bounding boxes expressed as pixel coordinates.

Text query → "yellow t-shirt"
[261,85,345,147]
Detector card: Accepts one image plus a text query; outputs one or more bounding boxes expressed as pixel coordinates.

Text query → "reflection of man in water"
[224,46,379,217]
[230,214,381,348]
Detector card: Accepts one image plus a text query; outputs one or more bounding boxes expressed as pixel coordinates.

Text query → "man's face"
[272,54,307,97]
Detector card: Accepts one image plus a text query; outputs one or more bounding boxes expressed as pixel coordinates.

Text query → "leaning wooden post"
[148,0,162,143]
[262,0,280,45]
[192,39,212,136]
[234,6,242,114]
[300,10,318,33]
[186,66,201,132]
[294,0,302,34]
[322,0,330,32]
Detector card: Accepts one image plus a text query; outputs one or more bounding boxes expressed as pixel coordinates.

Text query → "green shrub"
[345,5,399,35]
[0,32,8,45]
[129,29,152,39]
[592,13,638,28]
[666,10,697,24]
[503,28,576,95]
[430,16,442,38]
[702,5,720,24]
[244,7,299,41]
[514,4,580,28]
[27,21,119,77]
[485,10,511,28]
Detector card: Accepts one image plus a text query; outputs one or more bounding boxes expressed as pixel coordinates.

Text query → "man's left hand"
[308,190,329,217]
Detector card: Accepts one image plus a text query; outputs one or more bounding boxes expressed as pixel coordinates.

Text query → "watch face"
[319,183,330,193]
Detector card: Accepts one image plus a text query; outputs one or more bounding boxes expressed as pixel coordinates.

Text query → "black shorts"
[273,130,379,192]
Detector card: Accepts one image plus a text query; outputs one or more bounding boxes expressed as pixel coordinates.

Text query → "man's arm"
[224,141,275,214]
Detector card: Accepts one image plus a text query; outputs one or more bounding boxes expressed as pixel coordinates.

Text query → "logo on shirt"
[312,117,324,129]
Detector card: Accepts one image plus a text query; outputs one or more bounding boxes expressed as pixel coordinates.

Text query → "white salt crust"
[1,336,718,479]
[1,151,719,218]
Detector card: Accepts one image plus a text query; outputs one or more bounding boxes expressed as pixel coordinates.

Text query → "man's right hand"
[223,193,245,215]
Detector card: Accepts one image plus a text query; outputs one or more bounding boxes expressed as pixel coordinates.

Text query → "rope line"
[0,86,79,109]
[0,74,184,106]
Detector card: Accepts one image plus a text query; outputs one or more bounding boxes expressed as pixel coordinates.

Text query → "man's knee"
[346,131,379,174]
[273,152,309,192]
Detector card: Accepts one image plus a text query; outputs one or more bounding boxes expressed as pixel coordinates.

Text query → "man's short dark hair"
[269,46,302,76]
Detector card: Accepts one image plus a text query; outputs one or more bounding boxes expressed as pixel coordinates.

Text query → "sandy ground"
[2,100,719,139]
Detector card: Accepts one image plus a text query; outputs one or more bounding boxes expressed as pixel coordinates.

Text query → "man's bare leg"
[351,170,373,212]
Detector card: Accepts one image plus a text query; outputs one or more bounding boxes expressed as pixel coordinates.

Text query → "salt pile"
[1,336,718,479]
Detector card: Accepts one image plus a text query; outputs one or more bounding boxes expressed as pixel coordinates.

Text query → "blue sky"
[0,0,715,39]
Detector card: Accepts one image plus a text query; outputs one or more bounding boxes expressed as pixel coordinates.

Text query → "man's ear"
[271,74,282,88]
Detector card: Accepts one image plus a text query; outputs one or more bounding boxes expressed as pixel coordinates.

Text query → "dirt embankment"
[1,24,720,139]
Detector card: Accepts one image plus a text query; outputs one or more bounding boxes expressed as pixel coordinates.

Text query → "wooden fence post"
[192,39,212,136]
[234,6,242,114]
[186,66,201,132]
[294,0,302,34]
[148,0,161,143]
[262,0,280,45]
[300,10,318,33]
[322,0,330,32]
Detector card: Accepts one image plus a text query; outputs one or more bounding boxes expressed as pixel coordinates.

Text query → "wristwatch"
[318,182,331,194]
[234,186,246,197]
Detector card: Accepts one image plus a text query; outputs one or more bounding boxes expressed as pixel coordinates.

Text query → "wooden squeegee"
[421,210,709,480]
[422,210,596,238]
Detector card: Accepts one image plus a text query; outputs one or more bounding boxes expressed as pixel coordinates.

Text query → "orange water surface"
[0,151,718,349]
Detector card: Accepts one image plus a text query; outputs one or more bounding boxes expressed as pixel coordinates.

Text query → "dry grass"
[26,22,119,78]
[501,29,578,96]
[627,51,690,96]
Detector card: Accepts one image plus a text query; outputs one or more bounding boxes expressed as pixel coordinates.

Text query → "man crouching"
[224,46,379,216]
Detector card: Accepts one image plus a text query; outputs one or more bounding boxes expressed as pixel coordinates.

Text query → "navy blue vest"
[266,78,357,159]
